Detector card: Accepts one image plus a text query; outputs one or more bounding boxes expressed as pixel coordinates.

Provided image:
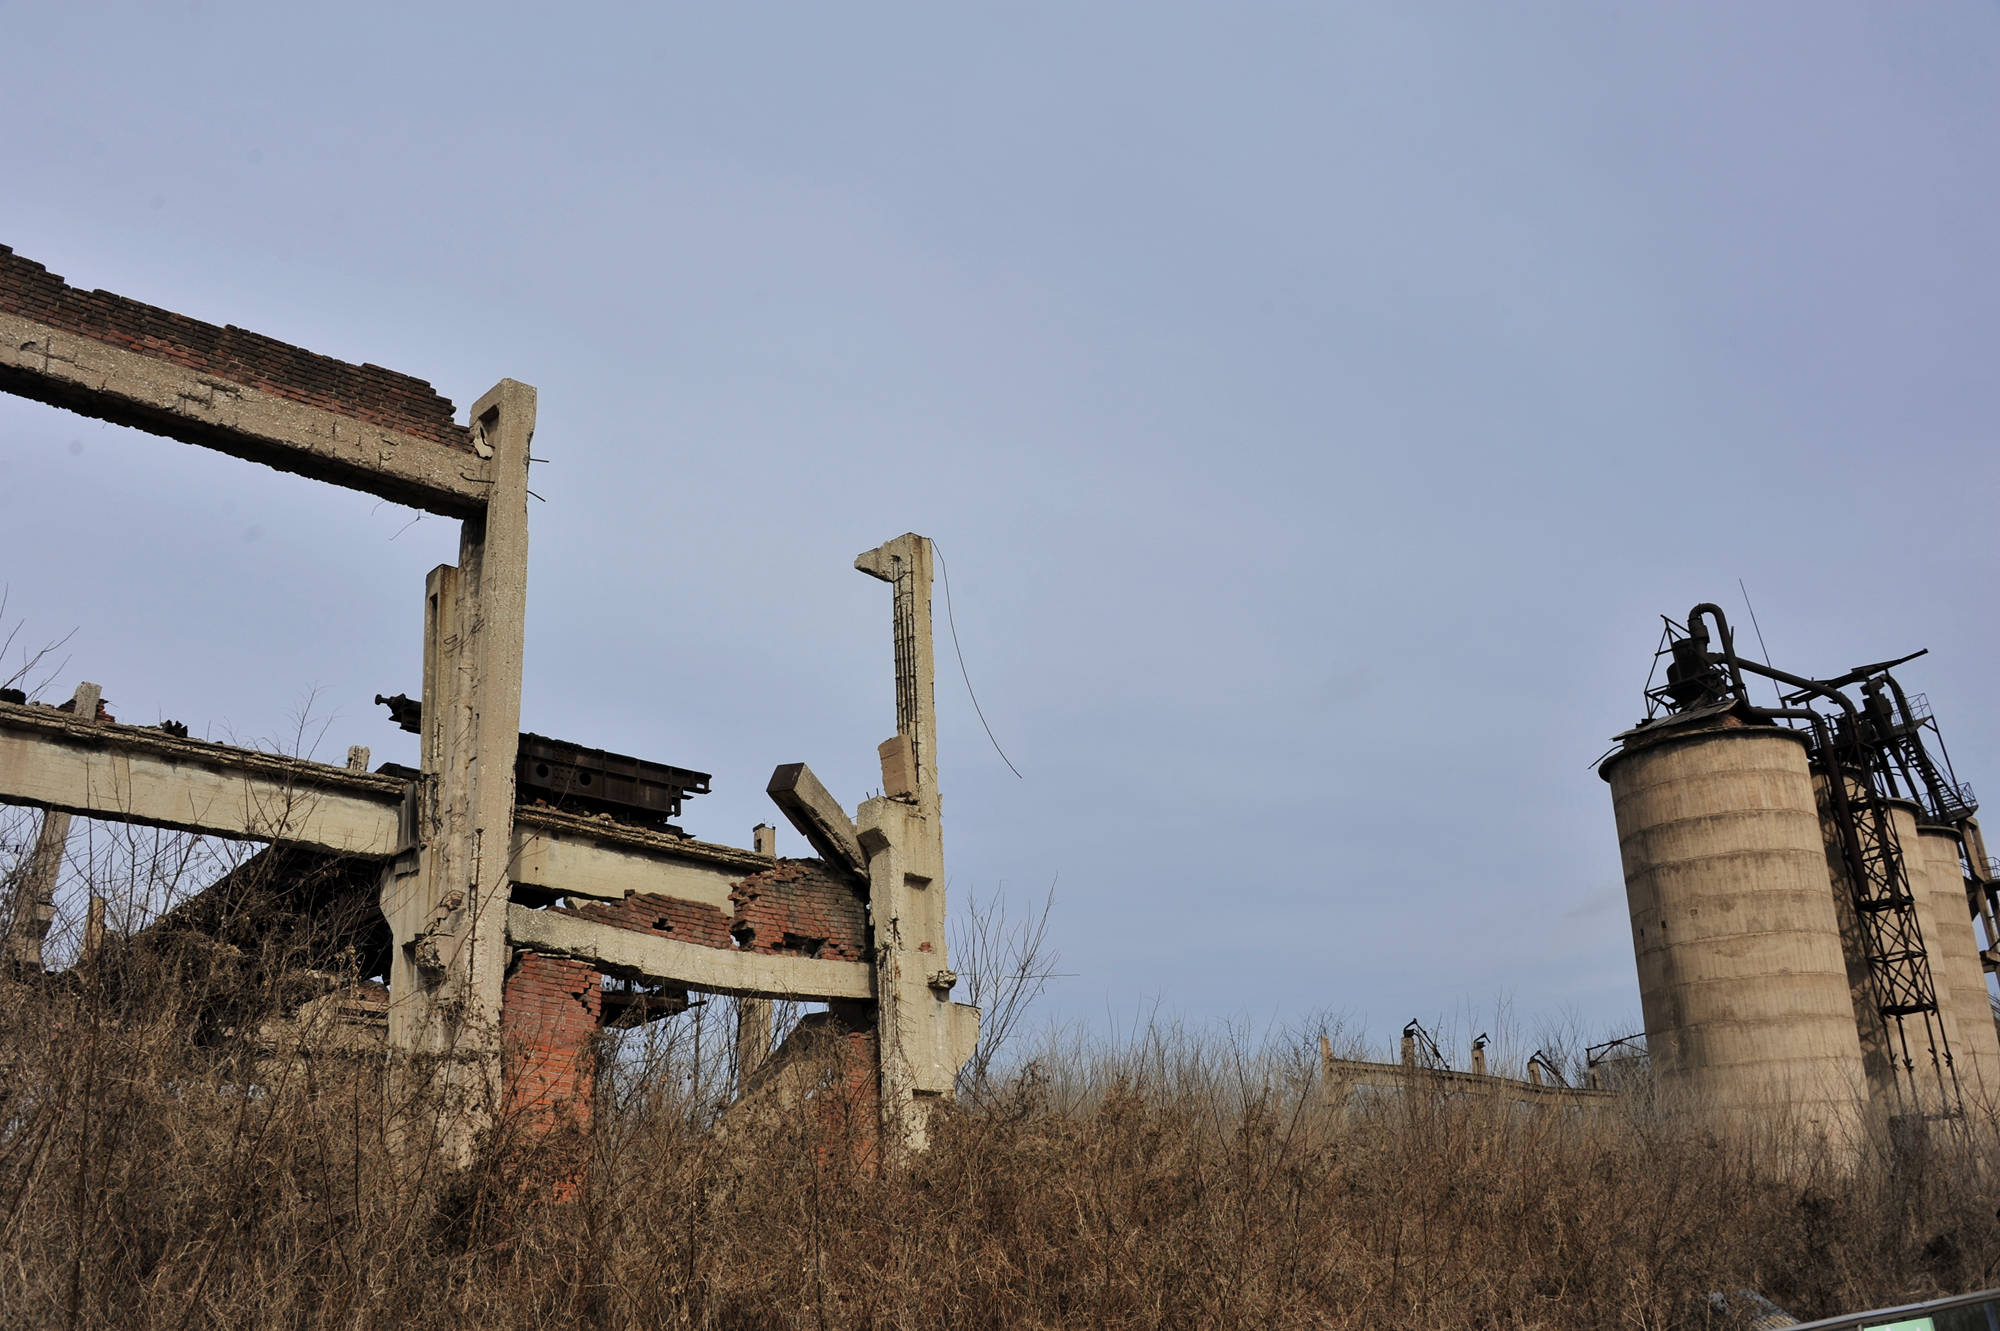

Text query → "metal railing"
[1779,1284,2000,1330]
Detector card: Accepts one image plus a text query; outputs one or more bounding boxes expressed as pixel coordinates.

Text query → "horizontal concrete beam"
[505,904,874,1001]
[510,808,762,909]
[766,763,866,880]
[0,707,784,899]
[0,309,492,517]
[0,703,406,857]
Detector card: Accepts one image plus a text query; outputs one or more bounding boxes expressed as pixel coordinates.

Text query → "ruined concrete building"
[1600,604,2000,1158]
[0,243,978,1164]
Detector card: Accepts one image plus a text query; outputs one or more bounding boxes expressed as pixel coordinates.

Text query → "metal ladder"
[1818,759,1962,1118]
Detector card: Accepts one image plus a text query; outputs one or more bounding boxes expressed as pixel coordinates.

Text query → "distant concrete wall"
[1319,1045,1619,1122]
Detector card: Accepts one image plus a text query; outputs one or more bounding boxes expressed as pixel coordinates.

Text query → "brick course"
[536,859,870,964]
[730,859,870,961]
[563,891,735,948]
[820,1020,882,1173]
[500,951,602,1138]
[0,244,473,451]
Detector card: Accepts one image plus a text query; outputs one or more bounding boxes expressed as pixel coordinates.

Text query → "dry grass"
[1,951,1998,1331]
[2,818,1997,1328]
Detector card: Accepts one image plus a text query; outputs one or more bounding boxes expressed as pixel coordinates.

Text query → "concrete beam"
[510,807,765,908]
[4,682,97,970]
[0,701,405,857]
[0,708,776,904]
[378,380,534,1165]
[766,763,865,880]
[0,308,491,517]
[505,904,873,1001]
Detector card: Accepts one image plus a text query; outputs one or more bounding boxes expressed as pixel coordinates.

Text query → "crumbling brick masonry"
[501,951,603,1137]
[0,245,473,451]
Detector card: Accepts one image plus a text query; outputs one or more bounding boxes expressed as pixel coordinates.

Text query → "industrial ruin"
[1600,603,2000,1155]
[7,238,2000,1178]
[0,243,977,1166]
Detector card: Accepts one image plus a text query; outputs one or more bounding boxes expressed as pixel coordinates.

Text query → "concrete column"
[855,535,939,814]
[855,535,978,1153]
[4,683,99,973]
[82,894,106,962]
[735,824,779,1088]
[379,380,535,1168]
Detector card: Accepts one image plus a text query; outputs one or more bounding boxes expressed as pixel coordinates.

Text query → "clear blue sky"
[3,3,1996,1055]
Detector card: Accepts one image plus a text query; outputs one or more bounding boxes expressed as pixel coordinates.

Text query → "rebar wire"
[932,541,1023,779]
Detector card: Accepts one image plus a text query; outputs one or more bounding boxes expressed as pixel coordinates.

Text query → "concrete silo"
[1912,824,2000,1105]
[1603,716,1868,1148]
[1880,800,1965,1116]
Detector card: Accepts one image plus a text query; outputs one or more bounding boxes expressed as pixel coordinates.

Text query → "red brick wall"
[820,1021,881,1173]
[730,860,870,961]
[563,891,734,948]
[0,244,473,451]
[534,860,870,965]
[501,951,602,1138]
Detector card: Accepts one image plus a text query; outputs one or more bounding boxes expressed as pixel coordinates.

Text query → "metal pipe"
[1687,603,1749,703]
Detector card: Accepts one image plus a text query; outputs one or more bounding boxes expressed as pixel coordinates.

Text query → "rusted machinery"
[375,693,711,832]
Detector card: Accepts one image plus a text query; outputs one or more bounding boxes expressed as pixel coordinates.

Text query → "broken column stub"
[378,380,535,1167]
[855,534,979,1152]
[3,682,100,972]
[878,735,916,800]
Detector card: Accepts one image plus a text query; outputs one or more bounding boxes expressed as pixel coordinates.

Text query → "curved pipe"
[1686,602,1749,703]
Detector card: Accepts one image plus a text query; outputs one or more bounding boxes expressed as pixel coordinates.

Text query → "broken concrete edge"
[766,762,867,882]
[0,309,492,518]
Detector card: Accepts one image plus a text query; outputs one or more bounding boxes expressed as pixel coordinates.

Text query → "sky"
[2,3,1996,1058]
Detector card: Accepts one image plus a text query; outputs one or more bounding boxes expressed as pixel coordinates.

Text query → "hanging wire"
[1738,577,1781,709]
[931,541,1023,779]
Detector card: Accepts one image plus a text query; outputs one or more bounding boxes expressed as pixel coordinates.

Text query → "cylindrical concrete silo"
[1880,800,1965,1115]
[1603,719,1867,1150]
[1913,824,2000,1107]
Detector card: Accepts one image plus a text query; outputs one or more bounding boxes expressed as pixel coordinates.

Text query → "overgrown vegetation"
[3,829,2000,1328]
